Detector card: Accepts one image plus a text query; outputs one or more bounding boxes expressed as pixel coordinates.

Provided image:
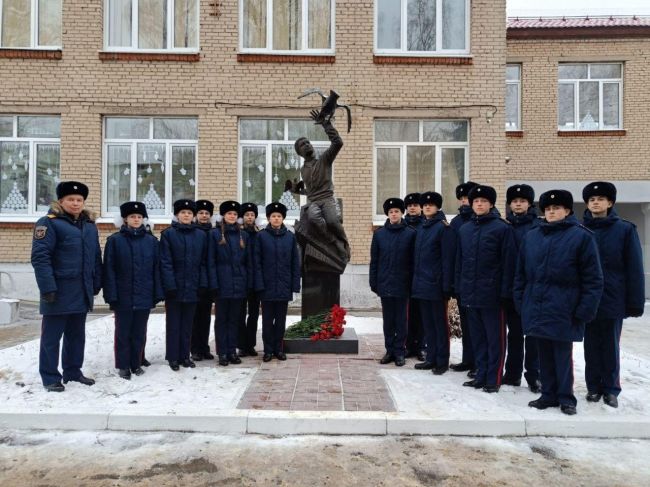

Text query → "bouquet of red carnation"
[284,304,347,341]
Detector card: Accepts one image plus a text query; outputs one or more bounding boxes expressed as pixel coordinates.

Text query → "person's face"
[269,213,284,228]
[422,203,438,218]
[544,205,571,223]
[243,211,257,225]
[196,209,211,224]
[472,197,492,216]
[458,196,469,206]
[126,213,143,229]
[407,203,421,216]
[509,197,530,215]
[224,210,238,224]
[297,139,314,159]
[177,209,194,224]
[387,208,402,224]
[587,195,613,217]
[59,194,84,217]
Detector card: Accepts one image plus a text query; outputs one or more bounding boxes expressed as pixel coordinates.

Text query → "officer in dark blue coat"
[411,192,456,375]
[103,201,163,380]
[31,181,102,392]
[160,199,208,371]
[190,199,216,362]
[514,190,603,415]
[208,201,252,366]
[370,198,416,367]
[582,182,645,408]
[238,202,262,357]
[403,192,426,361]
[455,185,516,393]
[254,202,301,362]
[502,184,541,393]
[449,181,478,375]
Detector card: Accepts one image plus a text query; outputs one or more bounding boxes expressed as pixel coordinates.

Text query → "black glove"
[626,308,644,318]
[42,292,57,303]
[165,290,177,301]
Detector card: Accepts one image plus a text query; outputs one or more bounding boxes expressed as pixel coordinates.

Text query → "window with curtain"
[0,115,61,216]
[506,64,521,131]
[105,0,198,51]
[0,0,61,48]
[103,117,198,216]
[376,0,469,55]
[241,0,334,53]
[374,120,468,219]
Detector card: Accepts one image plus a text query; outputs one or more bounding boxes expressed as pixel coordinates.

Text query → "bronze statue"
[298,89,352,133]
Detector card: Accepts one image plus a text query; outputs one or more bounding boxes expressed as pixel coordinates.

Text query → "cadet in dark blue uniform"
[514,190,603,415]
[208,201,251,366]
[254,202,301,362]
[582,182,645,408]
[31,181,102,392]
[238,202,262,357]
[449,181,478,375]
[502,184,541,393]
[103,202,163,380]
[160,199,208,371]
[370,198,416,367]
[411,192,456,374]
[190,199,216,362]
[455,185,516,393]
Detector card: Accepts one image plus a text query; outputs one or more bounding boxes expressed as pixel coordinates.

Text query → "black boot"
[182,359,196,368]
[379,353,394,365]
[142,357,151,367]
[218,355,229,366]
[501,376,521,387]
[450,362,472,372]
[603,393,618,408]
[63,375,95,386]
[191,353,203,362]
[394,356,406,367]
[262,353,273,362]
[44,382,65,392]
[274,352,287,361]
[416,350,427,362]
[238,349,248,358]
[483,385,500,393]
[467,369,477,379]
[463,379,485,389]
[528,397,559,410]
[561,404,577,415]
[528,380,542,394]
[586,392,603,402]
[203,352,215,360]
[169,360,180,371]
[432,365,448,375]
[414,361,434,370]
[118,369,132,380]
[229,354,242,364]
[131,367,145,376]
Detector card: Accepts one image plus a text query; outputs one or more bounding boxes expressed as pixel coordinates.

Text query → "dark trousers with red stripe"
[467,307,505,387]
[458,301,475,367]
[114,309,150,370]
[165,300,196,363]
[584,318,623,396]
[261,300,288,354]
[216,298,243,356]
[238,291,260,352]
[537,337,576,407]
[191,297,213,356]
[418,299,449,367]
[504,307,540,385]
[381,297,408,359]
[406,298,424,355]
[39,313,87,386]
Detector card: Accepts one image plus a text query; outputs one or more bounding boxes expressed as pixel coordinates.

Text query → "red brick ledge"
[557,130,626,137]
[506,131,524,138]
[0,222,33,229]
[373,55,473,65]
[99,52,200,62]
[237,53,335,63]
[0,49,62,60]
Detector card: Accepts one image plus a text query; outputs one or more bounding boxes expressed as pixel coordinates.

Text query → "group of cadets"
[371,180,645,415]
[31,180,301,391]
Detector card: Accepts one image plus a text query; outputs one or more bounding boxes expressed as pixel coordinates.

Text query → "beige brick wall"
[1,0,506,264]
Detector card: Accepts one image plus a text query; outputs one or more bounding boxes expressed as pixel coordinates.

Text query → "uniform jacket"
[454,208,516,308]
[583,209,645,319]
[506,207,540,251]
[207,223,251,299]
[254,224,301,301]
[31,203,102,315]
[513,215,604,342]
[103,225,163,310]
[404,214,423,230]
[450,205,474,233]
[411,211,456,301]
[369,220,416,298]
[160,221,208,302]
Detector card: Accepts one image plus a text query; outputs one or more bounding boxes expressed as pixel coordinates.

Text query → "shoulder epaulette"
[621,218,637,228]
[47,214,56,219]
[577,224,595,234]
[500,217,511,225]
[441,219,450,226]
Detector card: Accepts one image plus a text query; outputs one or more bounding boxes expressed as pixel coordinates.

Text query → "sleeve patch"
[33,226,48,240]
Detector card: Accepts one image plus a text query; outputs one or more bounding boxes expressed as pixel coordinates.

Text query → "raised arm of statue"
[320,120,343,167]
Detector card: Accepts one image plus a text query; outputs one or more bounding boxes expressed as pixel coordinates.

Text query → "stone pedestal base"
[283,327,359,354]
[301,271,340,318]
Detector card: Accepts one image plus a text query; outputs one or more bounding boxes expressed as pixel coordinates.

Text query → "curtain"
[174,0,197,48]
[38,0,61,46]
[139,0,167,49]
[1,0,31,47]
[442,0,465,50]
[308,0,330,49]
[243,0,266,48]
[273,0,301,50]
[407,0,435,51]
[108,0,132,47]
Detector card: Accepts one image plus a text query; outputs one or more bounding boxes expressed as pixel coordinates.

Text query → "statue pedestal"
[283,327,359,354]
[301,270,340,318]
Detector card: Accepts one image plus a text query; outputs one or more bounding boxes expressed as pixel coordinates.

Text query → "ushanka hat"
[56,181,89,200]
[455,181,478,200]
[404,193,421,206]
[219,200,241,216]
[195,200,215,215]
[539,190,573,211]
[468,185,497,206]
[383,197,405,215]
[265,202,287,219]
[173,199,196,215]
[241,202,259,218]
[582,181,617,204]
[506,184,535,205]
[419,191,443,209]
[120,201,148,218]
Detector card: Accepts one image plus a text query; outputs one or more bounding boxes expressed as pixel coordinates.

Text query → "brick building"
[0,2,647,304]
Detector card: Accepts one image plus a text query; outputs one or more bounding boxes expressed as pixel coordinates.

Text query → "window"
[105,0,199,51]
[239,118,330,219]
[240,0,334,53]
[375,0,469,55]
[0,0,61,48]
[558,63,623,131]
[103,117,198,217]
[0,115,60,216]
[374,120,468,219]
[506,64,521,131]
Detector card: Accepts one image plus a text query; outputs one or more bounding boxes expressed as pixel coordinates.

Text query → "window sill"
[557,130,626,137]
[373,55,473,65]
[98,51,200,62]
[237,53,335,64]
[0,48,62,59]
[506,131,524,138]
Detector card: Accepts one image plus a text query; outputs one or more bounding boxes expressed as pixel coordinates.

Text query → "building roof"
[507,16,650,40]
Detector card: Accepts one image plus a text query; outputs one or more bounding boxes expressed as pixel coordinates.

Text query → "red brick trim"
[506,131,524,138]
[373,55,473,65]
[0,49,62,60]
[507,26,650,40]
[99,52,200,62]
[237,53,335,63]
[557,130,626,137]
[0,222,34,229]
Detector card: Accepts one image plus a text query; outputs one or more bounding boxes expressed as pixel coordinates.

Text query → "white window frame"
[103,0,200,53]
[0,115,61,220]
[506,63,521,131]
[101,116,198,220]
[0,0,62,50]
[238,0,336,55]
[374,0,470,57]
[558,62,624,131]
[372,119,469,223]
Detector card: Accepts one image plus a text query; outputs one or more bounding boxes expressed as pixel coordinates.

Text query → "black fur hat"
[468,185,497,206]
[266,202,287,219]
[56,181,89,200]
[241,202,259,218]
[506,184,535,205]
[383,197,405,215]
[219,200,241,216]
[539,190,573,211]
[173,199,196,215]
[455,181,478,200]
[582,181,617,204]
[404,193,421,207]
[120,201,148,218]
[195,200,215,215]
[419,191,443,209]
